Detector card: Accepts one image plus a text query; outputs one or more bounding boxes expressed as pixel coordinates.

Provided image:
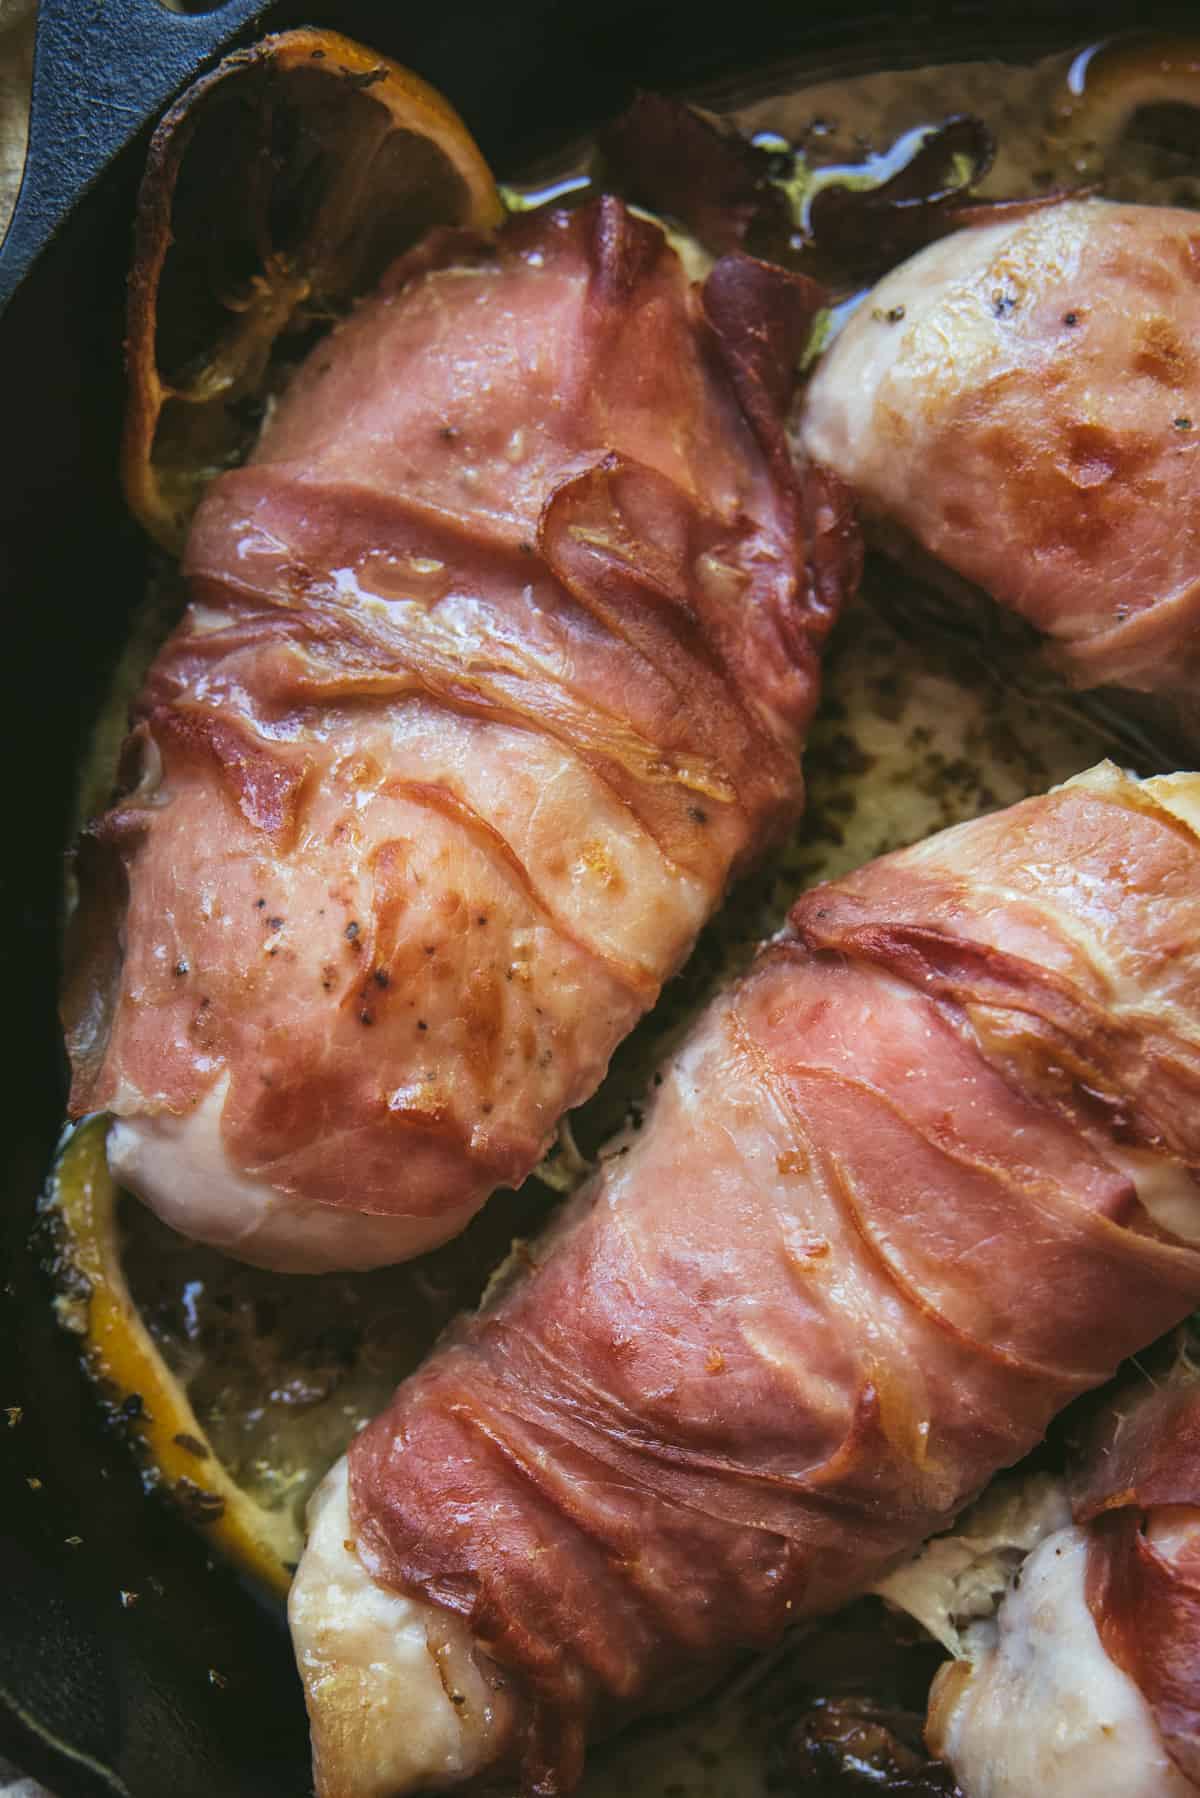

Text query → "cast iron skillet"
[1,2,1194,1793]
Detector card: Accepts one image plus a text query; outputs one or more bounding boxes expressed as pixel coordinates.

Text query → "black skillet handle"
[0,0,270,313]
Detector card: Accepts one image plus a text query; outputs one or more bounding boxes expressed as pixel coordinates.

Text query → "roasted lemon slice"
[40,1114,548,1597]
[123,28,503,552]
[42,1116,300,1593]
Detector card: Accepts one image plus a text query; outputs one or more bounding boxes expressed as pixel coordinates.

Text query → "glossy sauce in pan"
[71,39,1200,1797]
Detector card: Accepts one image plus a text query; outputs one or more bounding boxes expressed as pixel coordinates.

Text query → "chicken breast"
[801,200,1200,710]
[929,1525,1196,1798]
[62,197,855,1270]
[929,1372,1200,1796]
[289,761,1200,1794]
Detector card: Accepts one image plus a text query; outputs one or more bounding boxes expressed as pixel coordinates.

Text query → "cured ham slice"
[801,200,1200,715]
[928,1370,1200,1796]
[61,196,852,1271]
[289,761,1200,1795]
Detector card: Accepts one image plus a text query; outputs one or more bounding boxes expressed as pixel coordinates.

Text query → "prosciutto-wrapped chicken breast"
[290,760,1200,1796]
[928,1369,1200,1797]
[62,196,853,1271]
[801,200,1200,715]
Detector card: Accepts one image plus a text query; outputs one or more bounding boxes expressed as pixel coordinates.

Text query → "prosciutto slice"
[289,762,1200,1795]
[62,196,852,1270]
[801,201,1200,718]
[928,1371,1200,1796]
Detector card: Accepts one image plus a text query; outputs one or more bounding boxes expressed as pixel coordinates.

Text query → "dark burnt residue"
[752,1601,959,1796]
[777,1699,964,1793]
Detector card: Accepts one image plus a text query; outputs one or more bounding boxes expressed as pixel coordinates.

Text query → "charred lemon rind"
[123,27,504,553]
[40,1115,301,1595]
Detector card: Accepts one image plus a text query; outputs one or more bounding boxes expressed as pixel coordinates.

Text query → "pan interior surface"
[4,4,1199,1795]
